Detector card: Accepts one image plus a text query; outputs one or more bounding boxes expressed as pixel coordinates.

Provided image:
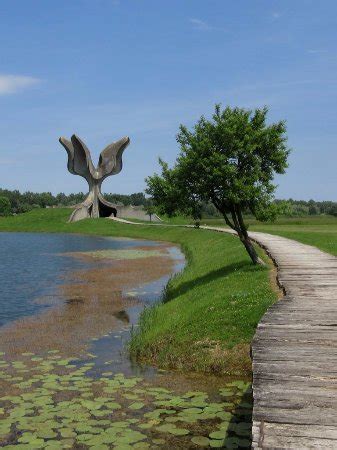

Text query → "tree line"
[0,189,148,215]
[0,188,335,218]
[203,200,336,218]
[274,199,337,217]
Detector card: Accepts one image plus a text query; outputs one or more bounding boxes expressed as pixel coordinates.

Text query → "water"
[84,246,185,378]
[0,232,252,449]
[0,232,167,327]
[0,231,185,377]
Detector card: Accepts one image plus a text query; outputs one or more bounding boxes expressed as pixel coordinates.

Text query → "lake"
[0,232,252,449]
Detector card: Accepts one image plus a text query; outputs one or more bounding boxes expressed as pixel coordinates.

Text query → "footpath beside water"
[112,218,337,448]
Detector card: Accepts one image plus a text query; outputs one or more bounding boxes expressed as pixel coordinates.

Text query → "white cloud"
[0,75,41,95]
[188,18,227,32]
[189,18,212,31]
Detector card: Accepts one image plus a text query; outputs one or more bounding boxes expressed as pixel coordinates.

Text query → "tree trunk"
[240,235,264,265]
[213,200,265,265]
[229,205,265,266]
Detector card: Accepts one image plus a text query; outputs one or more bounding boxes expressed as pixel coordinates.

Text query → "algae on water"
[73,249,164,260]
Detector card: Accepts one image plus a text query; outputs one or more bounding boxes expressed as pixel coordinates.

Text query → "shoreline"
[0,209,279,376]
[0,241,179,362]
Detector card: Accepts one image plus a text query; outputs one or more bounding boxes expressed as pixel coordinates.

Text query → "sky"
[0,0,336,201]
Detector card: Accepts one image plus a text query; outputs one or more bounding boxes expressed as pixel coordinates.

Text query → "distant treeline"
[0,188,336,217]
[0,189,148,214]
[274,199,337,217]
[202,199,337,217]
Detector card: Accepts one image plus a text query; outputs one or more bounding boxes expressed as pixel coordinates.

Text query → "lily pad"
[191,436,211,447]
[129,402,145,410]
[210,439,226,448]
[209,430,228,440]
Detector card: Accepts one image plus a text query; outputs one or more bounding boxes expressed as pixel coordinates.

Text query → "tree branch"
[211,193,236,230]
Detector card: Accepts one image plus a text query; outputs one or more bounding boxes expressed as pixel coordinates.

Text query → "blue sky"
[0,0,336,200]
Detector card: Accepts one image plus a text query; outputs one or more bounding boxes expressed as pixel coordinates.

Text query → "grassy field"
[0,208,278,375]
[159,215,337,256]
[247,216,337,256]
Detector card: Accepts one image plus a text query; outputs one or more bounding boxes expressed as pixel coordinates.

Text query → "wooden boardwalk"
[111,219,337,448]
[191,226,337,448]
[246,231,337,449]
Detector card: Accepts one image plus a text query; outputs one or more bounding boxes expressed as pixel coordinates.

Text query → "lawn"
[250,216,337,256]
[160,215,337,256]
[0,209,278,375]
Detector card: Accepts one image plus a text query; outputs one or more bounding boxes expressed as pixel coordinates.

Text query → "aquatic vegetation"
[0,353,252,448]
[73,249,164,260]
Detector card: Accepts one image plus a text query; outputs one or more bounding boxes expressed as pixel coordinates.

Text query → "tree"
[144,199,156,222]
[328,204,337,217]
[146,159,204,222]
[146,105,290,264]
[130,192,146,206]
[0,196,11,216]
[309,204,318,215]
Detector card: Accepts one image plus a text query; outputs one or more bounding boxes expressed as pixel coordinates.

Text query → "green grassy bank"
[0,209,278,375]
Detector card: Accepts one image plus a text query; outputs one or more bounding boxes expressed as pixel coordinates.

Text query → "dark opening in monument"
[99,201,117,218]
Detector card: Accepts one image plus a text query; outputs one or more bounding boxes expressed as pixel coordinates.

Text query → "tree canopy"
[146,104,291,264]
[0,196,11,216]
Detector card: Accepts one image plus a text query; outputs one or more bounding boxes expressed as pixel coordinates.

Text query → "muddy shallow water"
[0,232,252,449]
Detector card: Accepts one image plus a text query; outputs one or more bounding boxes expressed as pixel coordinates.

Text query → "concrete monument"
[59,134,130,222]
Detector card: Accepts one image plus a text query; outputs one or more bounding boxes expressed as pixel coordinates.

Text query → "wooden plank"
[252,422,337,449]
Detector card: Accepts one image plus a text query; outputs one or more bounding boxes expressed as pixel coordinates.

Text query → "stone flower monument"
[59,134,130,222]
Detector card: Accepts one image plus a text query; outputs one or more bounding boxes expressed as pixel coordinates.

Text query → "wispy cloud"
[0,75,41,95]
[188,18,226,32]
[189,18,211,31]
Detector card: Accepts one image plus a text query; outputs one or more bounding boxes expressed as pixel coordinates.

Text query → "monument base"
[68,194,117,222]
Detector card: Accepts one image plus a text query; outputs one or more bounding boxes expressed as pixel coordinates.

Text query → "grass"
[250,216,337,256]
[161,215,337,256]
[0,208,278,375]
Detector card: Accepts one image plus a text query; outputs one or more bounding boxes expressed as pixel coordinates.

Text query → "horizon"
[0,0,336,201]
[1,186,336,205]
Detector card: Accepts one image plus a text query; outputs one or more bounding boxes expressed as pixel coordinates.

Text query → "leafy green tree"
[130,192,146,206]
[146,105,290,264]
[0,196,11,216]
[309,205,318,215]
[144,199,156,222]
[146,159,203,221]
[328,204,337,217]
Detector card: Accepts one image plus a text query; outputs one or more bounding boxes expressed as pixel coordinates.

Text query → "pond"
[0,232,252,449]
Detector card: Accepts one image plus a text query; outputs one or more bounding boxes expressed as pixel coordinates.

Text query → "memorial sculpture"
[59,134,130,222]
